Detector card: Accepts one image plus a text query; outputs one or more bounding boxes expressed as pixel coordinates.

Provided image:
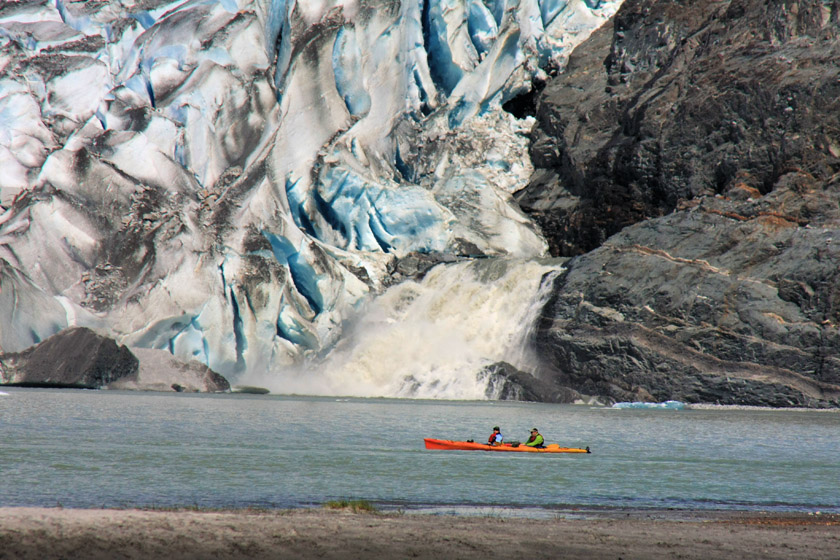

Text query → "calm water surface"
[1,388,838,518]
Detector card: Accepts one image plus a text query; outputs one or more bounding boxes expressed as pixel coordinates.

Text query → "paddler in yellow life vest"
[525,428,545,448]
[487,426,503,446]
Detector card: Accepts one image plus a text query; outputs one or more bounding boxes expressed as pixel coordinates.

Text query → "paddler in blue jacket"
[487,426,503,446]
[524,428,545,448]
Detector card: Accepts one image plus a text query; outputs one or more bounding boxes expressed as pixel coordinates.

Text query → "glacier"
[0,0,621,398]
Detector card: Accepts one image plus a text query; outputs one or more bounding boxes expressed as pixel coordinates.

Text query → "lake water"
[1,388,838,518]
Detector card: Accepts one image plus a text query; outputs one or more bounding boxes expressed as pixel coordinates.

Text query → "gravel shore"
[1,507,839,559]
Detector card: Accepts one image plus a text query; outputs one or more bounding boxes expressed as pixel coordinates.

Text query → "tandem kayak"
[424,438,590,454]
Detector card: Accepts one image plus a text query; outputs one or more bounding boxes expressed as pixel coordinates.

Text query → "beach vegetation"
[324,499,377,513]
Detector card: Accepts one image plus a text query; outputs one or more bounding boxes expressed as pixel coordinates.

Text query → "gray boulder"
[109,348,230,393]
[0,327,230,392]
[0,327,137,388]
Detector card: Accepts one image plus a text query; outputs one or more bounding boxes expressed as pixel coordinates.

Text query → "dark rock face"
[518,0,840,407]
[519,0,840,257]
[478,361,582,403]
[0,327,138,388]
[385,251,460,285]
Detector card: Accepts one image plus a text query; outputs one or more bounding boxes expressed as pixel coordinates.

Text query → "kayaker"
[524,428,545,448]
[487,426,503,446]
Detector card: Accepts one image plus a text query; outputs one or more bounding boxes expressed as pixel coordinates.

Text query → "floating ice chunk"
[612,401,688,410]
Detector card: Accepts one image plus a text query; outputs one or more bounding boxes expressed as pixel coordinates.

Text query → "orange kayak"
[424,438,590,454]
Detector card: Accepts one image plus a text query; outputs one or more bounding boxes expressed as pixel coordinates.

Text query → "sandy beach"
[1,507,838,560]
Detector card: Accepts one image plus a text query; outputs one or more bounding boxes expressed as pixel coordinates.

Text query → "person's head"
[493,426,500,432]
[531,428,539,434]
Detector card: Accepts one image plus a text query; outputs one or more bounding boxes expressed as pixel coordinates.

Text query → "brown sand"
[1,507,839,560]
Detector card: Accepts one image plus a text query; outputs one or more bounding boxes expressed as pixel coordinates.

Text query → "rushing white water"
[243,258,564,398]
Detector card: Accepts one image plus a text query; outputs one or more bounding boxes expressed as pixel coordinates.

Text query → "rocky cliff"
[518,0,840,406]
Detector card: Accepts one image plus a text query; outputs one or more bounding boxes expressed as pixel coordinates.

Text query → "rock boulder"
[0,327,137,388]
[109,348,230,393]
[0,327,230,392]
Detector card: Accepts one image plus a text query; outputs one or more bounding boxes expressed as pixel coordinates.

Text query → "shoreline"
[1,507,838,560]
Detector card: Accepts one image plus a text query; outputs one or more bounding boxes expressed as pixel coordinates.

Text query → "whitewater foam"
[243,258,565,399]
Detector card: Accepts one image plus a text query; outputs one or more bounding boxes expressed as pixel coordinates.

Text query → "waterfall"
[247,258,564,399]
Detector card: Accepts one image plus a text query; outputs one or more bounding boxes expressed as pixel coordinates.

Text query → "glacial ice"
[612,401,688,410]
[0,0,622,398]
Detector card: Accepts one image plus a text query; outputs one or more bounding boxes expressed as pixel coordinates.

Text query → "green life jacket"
[526,434,544,447]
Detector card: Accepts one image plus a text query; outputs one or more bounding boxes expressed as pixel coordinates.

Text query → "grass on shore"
[323,500,377,513]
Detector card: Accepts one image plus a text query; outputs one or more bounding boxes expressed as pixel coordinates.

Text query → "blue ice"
[167,316,209,363]
[133,12,156,30]
[539,0,569,27]
[612,401,687,410]
[262,231,324,314]
[55,0,93,34]
[276,308,318,348]
[467,0,499,58]
[424,3,466,94]
[332,28,371,117]
[318,167,447,254]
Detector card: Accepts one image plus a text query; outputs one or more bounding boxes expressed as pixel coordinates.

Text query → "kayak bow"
[424,438,590,454]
